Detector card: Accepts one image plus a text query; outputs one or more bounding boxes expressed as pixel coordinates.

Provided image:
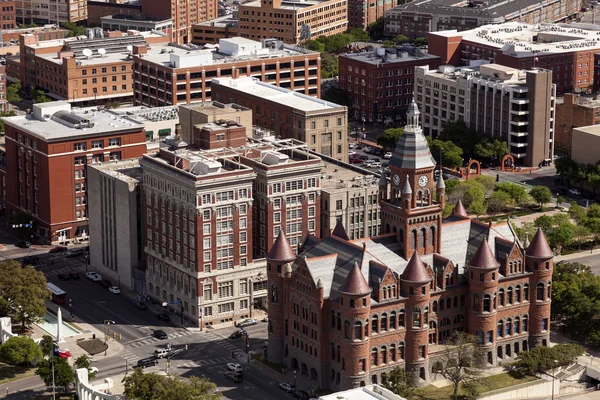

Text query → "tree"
[414,37,428,46]
[428,137,463,168]
[486,190,514,214]
[122,368,221,400]
[438,331,486,400]
[32,88,51,103]
[60,22,85,37]
[513,344,584,377]
[348,28,370,42]
[554,156,579,184]
[0,260,50,327]
[474,138,508,161]
[6,81,22,104]
[533,215,554,232]
[305,40,324,53]
[74,355,96,379]
[463,185,485,209]
[573,224,591,250]
[366,18,384,40]
[529,186,552,210]
[393,34,409,44]
[377,128,403,150]
[39,335,54,358]
[320,52,338,78]
[547,223,574,249]
[569,201,587,222]
[0,336,42,366]
[381,367,414,397]
[35,356,75,392]
[495,182,529,205]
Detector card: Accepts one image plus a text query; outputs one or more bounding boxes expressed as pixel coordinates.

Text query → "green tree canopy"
[428,137,463,168]
[320,52,338,78]
[495,182,529,205]
[39,335,53,358]
[366,18,384,40]
[32,88,51,103]
[474,138,508,160]
[305,40,324,53]
[74,355,96,379]
[348,28,370,42]
[322,87,351,107]
[60,22,85,37]
[438,331,486,400]
[486,190,514,214]
[381,367,414,397]
[414,37,428,46]
[513,344,584,377]
[376,128,403,150]
[0,336,42,366]
[35,356,75,392]
[393,34,409,44]
[122,368,221,400]
[6,81,22,104]
[529,186,552,210]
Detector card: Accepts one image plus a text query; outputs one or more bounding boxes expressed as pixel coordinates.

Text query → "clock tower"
[380,99,444,259]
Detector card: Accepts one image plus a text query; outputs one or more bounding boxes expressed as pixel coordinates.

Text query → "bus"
[48,283,67,305]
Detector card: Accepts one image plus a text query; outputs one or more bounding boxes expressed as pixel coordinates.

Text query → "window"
[108,138,121,146]
[537,283,544,301]
[542,318,548,331]
[412,308,420,327]
[92,140,103,149]
[203,285,212,301]
[218,281,234,298]
[497,320,503,338]
[74,142,86,151]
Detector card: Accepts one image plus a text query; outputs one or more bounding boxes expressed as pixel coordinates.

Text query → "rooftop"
[101,14,173,24]
[109,105,179,123]
[242,0,337,10]
[556,93,600,107]
[212,77,344,112]
[194,15,238,29]
[339,45,439,65]
[89,158,143,185]
[390,0,564,20]
[320,159,379,190]
[418,63,533,86]
[319,385,406,400]
[1,101,146,141]
[433,22,600,58]
[572,124,600,136]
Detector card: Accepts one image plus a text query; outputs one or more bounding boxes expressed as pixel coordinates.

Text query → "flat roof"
[2,102,145,141]
[109,105,179,123]
[573,125,600,136]
[419,64,531,86]
[340,45,438,65]
[320,159,379,190]
[89,158,143,184]
[194,15,238,28]
[319,385,406,400]
[242,0,337,10]
[38,49,130,66]
[389,0,559,19]
[433,22,600,58]
[212,77,344,112]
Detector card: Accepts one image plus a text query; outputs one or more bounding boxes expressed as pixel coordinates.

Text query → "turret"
[452,199,468,218]
[401,175,412,211]
[436,170,445,207]
[266,231,296,364]
[379,169,388,202]
[525,228,553,348]
[400,251,432,383]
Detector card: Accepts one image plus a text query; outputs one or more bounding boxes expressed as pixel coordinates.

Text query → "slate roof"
[527,228,553,258]
[331,220,350,241]
[469,240,500,269]
[401,251,432,282]
[388,124,436,171]
[340,262,371,294]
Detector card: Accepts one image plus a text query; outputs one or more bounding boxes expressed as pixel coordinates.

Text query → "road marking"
[123,335,152,345]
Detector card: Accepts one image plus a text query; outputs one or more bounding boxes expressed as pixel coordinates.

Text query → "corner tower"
[380,99,443,259]
[526,228,553,348]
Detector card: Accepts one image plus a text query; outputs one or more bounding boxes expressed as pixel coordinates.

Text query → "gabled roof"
[469,239,500,269]
[401,251,431,283]
[266,231,296,262]
[331,220,350,241]
[494,236,514,263]
[527,228,553,259]
[340,262,371,295]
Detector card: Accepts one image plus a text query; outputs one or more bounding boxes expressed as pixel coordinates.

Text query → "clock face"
[418,175,429,187]
[393,174,401,186]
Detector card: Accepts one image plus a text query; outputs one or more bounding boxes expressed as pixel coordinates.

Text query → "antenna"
[82,48,92,59]
[98,48,106,57]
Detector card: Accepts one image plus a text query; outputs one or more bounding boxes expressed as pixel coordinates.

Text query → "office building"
[0,25,69,43]
[237,0,347,44]
[133,37,321,107]
[10,30,168,105]
[428,22,600,95]
[87,0,143,26]
[88,159,144,292]
[266,102,553,391]
[555,93,600,154]
[415,63,555,167]
[1,101,148,244]
[0,66,7,112]
[385,0,580,39]
[100,15,174,38]
[349,0,397,30]
[211,77,345,160]
[192,15,239,44]
[16,0,87,25]
[1,0,17,30]
[338,45,440,123]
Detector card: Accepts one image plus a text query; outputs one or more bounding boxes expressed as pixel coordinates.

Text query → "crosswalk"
[120,349,141,364]
[203,332,240,354]
[125,330,195,348]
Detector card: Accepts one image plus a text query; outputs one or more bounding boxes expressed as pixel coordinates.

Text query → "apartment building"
[555,94,600,154]
[12,30,168,105]
[428,22,600,95]
[88,159,144,292]
[192,15,239,44]
[415,63,555,167]
[1,0,16,30]
[319,159,382,240]
[349,0,397,30]
[211,77,346,160]
[1,101,148,244]
[133,37,321,107]
[16,0,87,25]
[237,0,347,44]
[338,46,440,123]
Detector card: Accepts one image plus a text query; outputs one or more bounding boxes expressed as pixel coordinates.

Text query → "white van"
[154,348,170,359]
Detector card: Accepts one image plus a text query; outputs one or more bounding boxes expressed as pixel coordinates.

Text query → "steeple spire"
[402,175,412,195]
[406,98,421,128]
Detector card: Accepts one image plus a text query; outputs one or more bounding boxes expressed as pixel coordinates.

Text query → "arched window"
[454,296,458,308]
[337,312,341,330]
[515,285,521,303]
[430,226,436,246]
[331,310,336,328]
[371,348,378,366]
[537,283,545,301]
[483,294,491,312]
[509,262,513,274]
[372,315,379,333]
[399,310,405,327]
[507,287,513,304]
[381,346,388,364]
[344,320,351,339]
[331,343,335,360]
[399,342,405,359]
[524,284,529,301]
[381,313,388,331]
[547,281,552,299]
[497,320,503,338]
[424,307,429,325]
[412,308,421,327]
[411,230,418,249]
[390,311,397,329]
[354,321,362,340]
[390,344,397,362]
[337,345,341,362]
[440,299,445,311]
[382,287,387,300]
[498,289,505,306]
[506,318,512,336]
[446,298,452,309]
[522,315,528,332]
[421,228,427,248]
[365,319,369,337]
[432,301,438,312]
[514,317,520,334]
[473,294,480,312]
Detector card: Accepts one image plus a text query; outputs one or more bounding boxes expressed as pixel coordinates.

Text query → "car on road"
[229,331,243,339]
[136,358,158,368]
[384,152,392,159]
[49,246,68,253]
[569,188,582,196]
[154,348,170,359]
[238,318,258,327]
[349,157,363,164]
[227,363,243,372]
[133,301,147,310]
[69,272,80,280]
[58,273,71,281]
[224,372,243,383]
[262,316,268,322]
[108,286,121,294]
[15,241,31,249]
[90,367,99,374]
[292,390,310,400]
[279,383,295,392]
[153,330,168,340]
[100,279,112,288]
[86,272,102,282]
[157,313,170,322]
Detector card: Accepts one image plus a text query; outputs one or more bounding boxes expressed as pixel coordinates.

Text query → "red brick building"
[87,0,143,26]
[338,46,440,123]
[266,102,553,391]
[0,66,7,113]
[1,101,148,244]
[0,0,16,30]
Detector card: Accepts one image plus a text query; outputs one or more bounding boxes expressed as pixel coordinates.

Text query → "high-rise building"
[415,63,555,167]
[266,101,553,391]
[1,101,148,244]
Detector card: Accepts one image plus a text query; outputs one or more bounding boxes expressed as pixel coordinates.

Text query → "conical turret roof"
[452,199,468,218]
[401,251,431,283]
[340,262,371,295]
[469,240,500,269]
[436,172,446,189]
[331,220,350,241]
[266,231,296,262]
[527,228,553,259]
[402,175,412,195]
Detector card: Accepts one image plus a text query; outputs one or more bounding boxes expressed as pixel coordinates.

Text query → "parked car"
[58,273,71,281]
[384,152,393,159]
[358,154,369,160]
[69,272,80,280]
[230,331,243,339]
[292,390,310,400]
[89,367,99,374]
[100,279,112,288]
[348,151,356,157]
[569,188,582,196]
[553,187,567,195]
[108,286,121,294]
[15,241,30,249]
[364,146,374,153]
[49,246,68,253]
[133,301,147,310]
[153,330,168,340]
[279,383,295,392]
[136,358,158,368]
[349,157,363,164]
[85,272,102,282]
[370,161,382,168]
[227,363,243,372]
[224,372,243,383]
[362,160,375,167]
[262,316,269,322]
[238,318,258,327]
[157,313,170,322]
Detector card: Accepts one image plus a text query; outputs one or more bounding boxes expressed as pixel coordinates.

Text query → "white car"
[371,161,382,168]
[108,286,121,294]
[362,160,375,167]
[569,188,582,196]
[90,367,98,374]
[384,152,393,159]
[279,383,294,392]
[238,318,258,327]
[349,151,356,157]
[86,272,102,282]
[227,363,243,372]
[262,316,268,322]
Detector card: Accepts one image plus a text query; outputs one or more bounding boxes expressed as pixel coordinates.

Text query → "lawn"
[0,362,35,384]
[409,373,539,400]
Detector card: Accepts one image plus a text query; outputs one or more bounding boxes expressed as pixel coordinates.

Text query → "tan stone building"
[16,0,88,24]
[211,77,348,161]
[237,0,347,44]
[571,125,600,165]
[555,94,600,154]
[178,101,253,144]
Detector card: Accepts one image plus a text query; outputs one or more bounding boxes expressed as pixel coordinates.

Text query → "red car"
[349,157,363,164]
